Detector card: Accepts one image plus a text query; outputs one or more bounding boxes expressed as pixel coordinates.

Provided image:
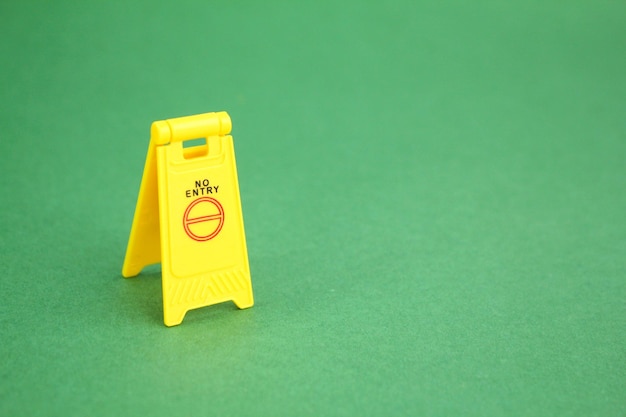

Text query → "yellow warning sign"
[122,111,253,326]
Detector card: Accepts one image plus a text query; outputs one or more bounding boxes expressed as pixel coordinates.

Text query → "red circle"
[182,197,225,242]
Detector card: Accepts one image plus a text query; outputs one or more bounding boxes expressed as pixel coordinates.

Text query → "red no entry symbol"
[183,197,225,242]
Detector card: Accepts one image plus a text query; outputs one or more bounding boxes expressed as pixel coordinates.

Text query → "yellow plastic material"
[122,111,254,326]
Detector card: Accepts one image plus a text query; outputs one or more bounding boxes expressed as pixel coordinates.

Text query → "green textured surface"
[1,1,625,416]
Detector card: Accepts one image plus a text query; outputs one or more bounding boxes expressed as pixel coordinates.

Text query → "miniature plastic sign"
[122,111,253,326]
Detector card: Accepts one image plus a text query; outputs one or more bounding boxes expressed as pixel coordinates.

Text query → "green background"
[1,1,625,416]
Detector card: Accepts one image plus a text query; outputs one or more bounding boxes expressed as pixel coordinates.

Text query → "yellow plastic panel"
[121,136,161,278]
